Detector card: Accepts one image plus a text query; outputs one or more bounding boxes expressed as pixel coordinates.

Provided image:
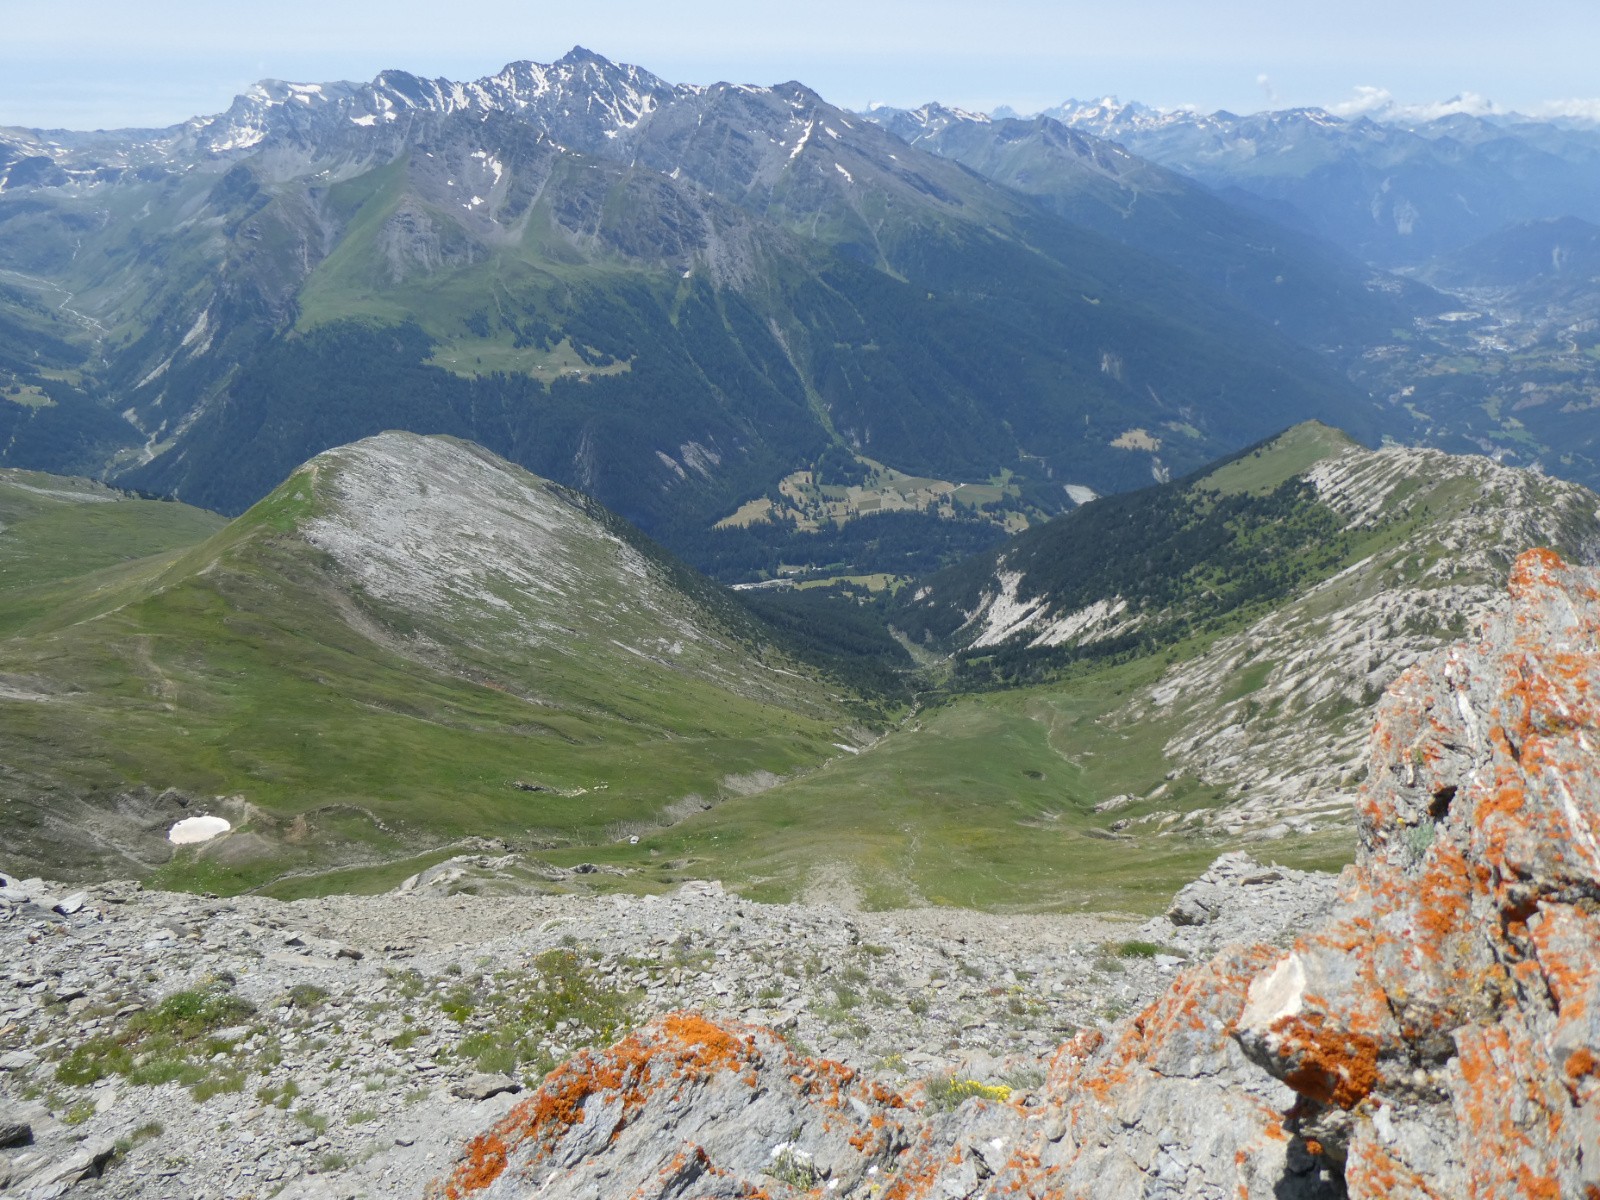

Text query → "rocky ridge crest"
[1152,440,1600,839]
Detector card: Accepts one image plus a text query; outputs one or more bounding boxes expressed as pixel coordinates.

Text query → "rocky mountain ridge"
[901,426,1600,842]
[0,49,675,181]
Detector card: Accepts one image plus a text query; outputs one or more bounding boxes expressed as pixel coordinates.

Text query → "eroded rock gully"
[431,550,1600,1200]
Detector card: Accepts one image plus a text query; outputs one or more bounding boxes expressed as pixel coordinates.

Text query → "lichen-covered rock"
[431,549,1600,1199]
[1020,946,1344,1198]
[425,1012,916,1200]
[1235,548,1600,1197]
[426,956,1344,1199]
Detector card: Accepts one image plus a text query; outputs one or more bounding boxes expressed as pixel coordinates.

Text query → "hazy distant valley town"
[2,30,1600,1199]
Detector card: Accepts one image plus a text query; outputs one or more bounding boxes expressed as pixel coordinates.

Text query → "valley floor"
[0,857,1332,1199]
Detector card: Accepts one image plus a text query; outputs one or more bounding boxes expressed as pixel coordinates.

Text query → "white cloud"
[1327,85,1394,116]
[1528,98,1600,123]
[1327,86,1600,125]
[1327,86,1505,121]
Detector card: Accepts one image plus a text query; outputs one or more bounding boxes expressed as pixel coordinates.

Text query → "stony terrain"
[0,853,1335,1199]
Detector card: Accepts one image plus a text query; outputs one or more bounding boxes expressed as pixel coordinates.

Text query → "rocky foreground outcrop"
[432,549,1600,1199]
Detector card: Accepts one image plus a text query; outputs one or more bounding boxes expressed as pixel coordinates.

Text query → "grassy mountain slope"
[0,470,225,581]
[6,426,1594,916]
[549,424,1600,912]
[0,434,864,891]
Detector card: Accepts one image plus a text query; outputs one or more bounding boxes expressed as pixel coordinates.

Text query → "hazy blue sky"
[5,0,1598,130]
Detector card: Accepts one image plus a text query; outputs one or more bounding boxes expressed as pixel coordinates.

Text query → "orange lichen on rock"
[1269,1015,1380,1110]
[657,1011,755,1077]
[442,1132,510,1200]
[1342,1136,1445,1200]
[1230,550,1600,1197]
[428,1011,914,1200]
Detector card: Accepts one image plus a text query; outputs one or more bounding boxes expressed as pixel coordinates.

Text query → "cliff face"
[430,549,1600,1199]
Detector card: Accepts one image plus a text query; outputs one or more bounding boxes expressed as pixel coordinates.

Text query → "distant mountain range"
[6,51,1600,584]
[0,49,1412,582]
[861,102,1437,347]
[979,98,1600,267]
[862,95,1600,493]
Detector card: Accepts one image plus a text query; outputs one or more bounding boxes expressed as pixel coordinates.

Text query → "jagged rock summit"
[431,549,1600,1199]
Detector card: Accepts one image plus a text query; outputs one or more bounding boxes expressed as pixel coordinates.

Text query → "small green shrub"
[769,1147,821,1188]
[287,984,331,1010]
[114,1121,164,1155]
[442,949,639,1080]
[1115,941,1162,959]
[54,983,257,1097]
[923,1075,1013,1111]
[257,1080,301,1109]
[1404,819,1437,865]
[191,1069,245,1102]
[293,1108,329,1134]
[143,987,256,1039]
[438,985,476,1023]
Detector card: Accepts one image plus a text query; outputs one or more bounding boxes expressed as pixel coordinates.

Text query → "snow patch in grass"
[169,816,231,845]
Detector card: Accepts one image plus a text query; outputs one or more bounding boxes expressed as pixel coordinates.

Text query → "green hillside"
[548,424,1600,912]
[7,426,1591,917]
[0,435,861,891]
